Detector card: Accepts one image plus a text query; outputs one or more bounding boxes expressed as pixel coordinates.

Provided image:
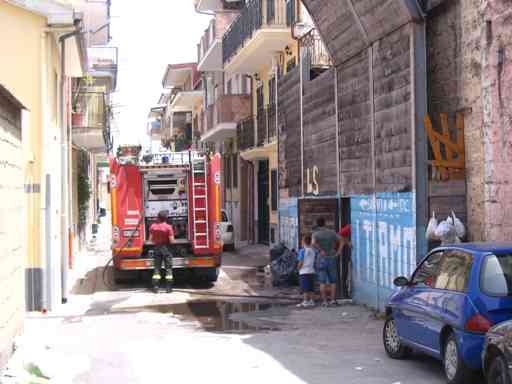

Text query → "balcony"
[198,19,222,72]
[222,0,291,74]
[194,0,244,13]
[72,91,110,153]
[169,90,203,112]
[201,94,251,142]
[237,105,277,160]
[88,46,118,91]
[237,116,255,151]
[301,29,332,78]
[256,105,276,145]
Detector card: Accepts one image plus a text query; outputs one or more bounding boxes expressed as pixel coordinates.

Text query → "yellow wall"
[0,2,62,270]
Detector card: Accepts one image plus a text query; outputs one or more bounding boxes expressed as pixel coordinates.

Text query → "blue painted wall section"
[351,192,418,311]
[279,198,299,251]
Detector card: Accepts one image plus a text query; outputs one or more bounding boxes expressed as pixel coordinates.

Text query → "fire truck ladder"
[191,155,209,249]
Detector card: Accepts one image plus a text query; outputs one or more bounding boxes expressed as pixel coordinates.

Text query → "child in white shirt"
[297,234,316,308]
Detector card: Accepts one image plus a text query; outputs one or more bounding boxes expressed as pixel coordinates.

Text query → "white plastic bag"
[452,211,466,239]
[426,212,438,240]
[434,220,453,239]
[435,219,459,244]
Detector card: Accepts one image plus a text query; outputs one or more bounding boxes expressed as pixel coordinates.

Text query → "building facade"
[70,0,118,258]
[147,0,512,311]
[0,0,87,311]
[0,85,25,367]
[193,0,303,247]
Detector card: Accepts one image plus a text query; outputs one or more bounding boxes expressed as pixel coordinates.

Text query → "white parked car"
[220,209,234,251]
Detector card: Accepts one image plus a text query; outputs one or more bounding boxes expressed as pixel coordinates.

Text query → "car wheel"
[383,317,409,359]
[487,353,511,384]
[443,333,469,384]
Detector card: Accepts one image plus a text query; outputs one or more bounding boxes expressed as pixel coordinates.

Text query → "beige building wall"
[0,2,45,276]
[0,92,24,368]
[0,1,68,310]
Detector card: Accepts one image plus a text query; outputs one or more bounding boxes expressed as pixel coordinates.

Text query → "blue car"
[383,242,512,384]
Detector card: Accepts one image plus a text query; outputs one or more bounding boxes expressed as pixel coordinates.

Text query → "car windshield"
[481,254,512,296]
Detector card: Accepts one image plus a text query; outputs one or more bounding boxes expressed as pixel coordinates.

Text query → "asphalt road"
[13,235,452,384]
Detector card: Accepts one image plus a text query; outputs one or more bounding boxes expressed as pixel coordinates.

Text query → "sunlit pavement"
[6,222,447,384]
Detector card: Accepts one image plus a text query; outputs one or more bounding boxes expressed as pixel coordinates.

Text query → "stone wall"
[426,0,468,232]
[461,0,485,241]
[480,0,512,241]
[277,67,301,197]
[0,92,24,368]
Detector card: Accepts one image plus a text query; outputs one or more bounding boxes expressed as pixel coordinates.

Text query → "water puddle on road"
[222,265,272,290]
[111,300,286,333]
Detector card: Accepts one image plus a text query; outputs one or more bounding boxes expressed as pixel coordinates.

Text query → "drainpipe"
[59,28,81,304]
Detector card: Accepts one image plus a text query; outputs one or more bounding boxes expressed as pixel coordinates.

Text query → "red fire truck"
[109,147,223,284]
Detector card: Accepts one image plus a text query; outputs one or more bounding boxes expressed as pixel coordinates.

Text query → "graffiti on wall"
[279,198,299,251]
[351,192,417,310]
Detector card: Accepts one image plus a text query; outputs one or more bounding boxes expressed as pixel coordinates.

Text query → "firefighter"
[149,210,175,292]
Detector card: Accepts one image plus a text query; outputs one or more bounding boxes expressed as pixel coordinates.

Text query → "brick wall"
[456,0,512,241]
[461,0,485,241]
[0,95,24,368]
[480,1,512,241]
[426,0,469,233]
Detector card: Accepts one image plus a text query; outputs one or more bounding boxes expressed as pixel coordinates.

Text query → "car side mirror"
[393,276,410,287]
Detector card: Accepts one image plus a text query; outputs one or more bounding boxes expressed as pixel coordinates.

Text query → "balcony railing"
[256,105,276,146]
[301,29,332,70]
[198,19,217,63]
[223,0,287,64]
[72,92,107,130]
[237,116,255,151]
[267,103,277,139]
[205,94,252,132]
[286,0,296,26]
[88,46,118,70]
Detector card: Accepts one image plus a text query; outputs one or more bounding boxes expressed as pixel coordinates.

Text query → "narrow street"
[2,1,512,383]
[2,221,446,384]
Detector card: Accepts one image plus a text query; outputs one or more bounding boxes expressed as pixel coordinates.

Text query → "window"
[221,211,229,222]
[232,154,238,189]
[412,251,443,288]
[227,79,232,95]
[434,251,473,292]
[481,254,512,296]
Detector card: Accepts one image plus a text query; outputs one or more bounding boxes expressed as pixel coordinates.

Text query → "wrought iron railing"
[256,108,267,146]
[300,29,332,71]
[286,0,296,26]
[237,116,255,151]
[267,103,277,139]
[223,0,287,64]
